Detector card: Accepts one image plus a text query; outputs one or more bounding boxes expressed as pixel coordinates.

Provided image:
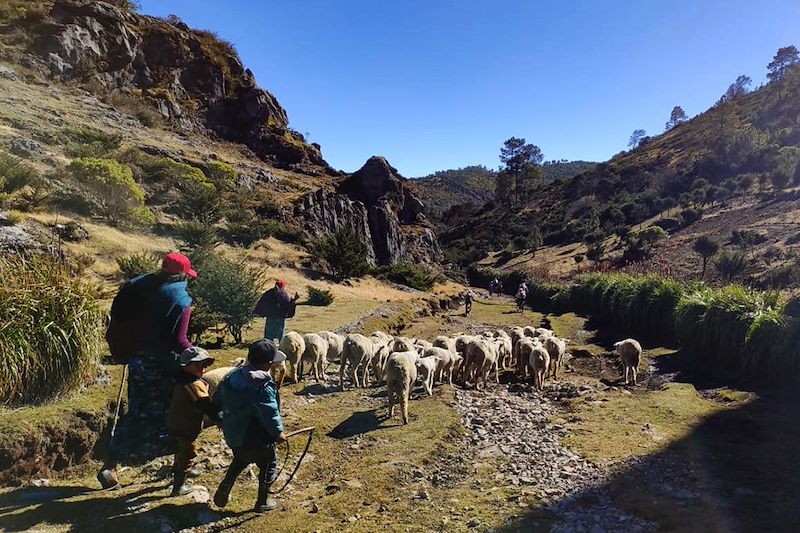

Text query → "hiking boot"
[97,468,119,490]
[170,473,193,496]
[253,498,278,513]
[213,480,234,508]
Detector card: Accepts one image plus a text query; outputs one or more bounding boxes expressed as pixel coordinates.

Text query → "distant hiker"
[464,288,474,316]
[515,286,527,312]
[166,347,222,496]
[496,280,504,296]
[98,252,197,490]
[489,279,497,297]
[254,279,299,341]
[213,339,288,513]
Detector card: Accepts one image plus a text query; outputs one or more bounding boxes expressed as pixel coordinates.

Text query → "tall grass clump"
[0,254,103,405]
[565,274,684,342]
[675,285,794,384]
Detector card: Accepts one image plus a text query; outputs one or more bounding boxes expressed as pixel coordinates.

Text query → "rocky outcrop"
[295,156,442,266]
[21,0,327,170]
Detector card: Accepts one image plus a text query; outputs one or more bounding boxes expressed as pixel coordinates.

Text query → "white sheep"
[522,326,537,338]
[340,333,375,389]
[516,338,539,381]
[204,357,246,397]
[279,332,305,384]
[301,333,329,382]
[534,327,554,339]
[415,356,437,396]
[465,338,498,389]
[495,335,513,370]
[432,335,457,355]
[392,337,416,353]
[422,346,454,385]
[544,336,567,380]
[317,331,344,363]
[614,338,642,385]
[384,350,418,424]
[528,343,550,390]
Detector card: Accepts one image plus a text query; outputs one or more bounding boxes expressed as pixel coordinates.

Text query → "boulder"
[10,138,43,157]
[0,65,17,81]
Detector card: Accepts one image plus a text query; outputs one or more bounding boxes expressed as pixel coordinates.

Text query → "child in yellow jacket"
[166,347,221,496]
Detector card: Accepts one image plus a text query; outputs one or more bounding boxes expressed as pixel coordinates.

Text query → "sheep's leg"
[388,388,396,419]
[401,387,410,425]
[339,359,347,390]
[350,363,360,388]
[632,366,638,386]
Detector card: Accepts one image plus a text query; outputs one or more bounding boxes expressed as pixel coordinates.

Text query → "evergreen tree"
[628,129,647,149]
[665,106,688,130]
[314,227,371,280]
[498,137,543,205]
[767,45,799,99]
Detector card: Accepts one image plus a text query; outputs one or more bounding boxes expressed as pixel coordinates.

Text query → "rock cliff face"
[295,157,442,266]
[24,0,326,170]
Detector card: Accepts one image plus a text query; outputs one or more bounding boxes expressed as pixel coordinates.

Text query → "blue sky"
[138,0,798,177]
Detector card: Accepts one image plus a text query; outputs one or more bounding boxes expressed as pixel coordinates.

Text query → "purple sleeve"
[174,306,192,351]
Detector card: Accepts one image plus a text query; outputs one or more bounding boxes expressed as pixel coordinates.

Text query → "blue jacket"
[216,365,283,449]
[126,273,192,353]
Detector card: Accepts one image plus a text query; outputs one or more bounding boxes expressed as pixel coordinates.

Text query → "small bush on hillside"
[693,234,720,279]
[223,208,268,247]
[175,219,220,253]
[177,180,224,224]
[306,286,334,306]
[104,0,141,11]
[714,249,749,281]
[67,157,154,225]
[759,260,800,289]
[116,251,160,279]
[205,160,237,191]
[62,127,122,158]
[0,254,103,405]
[313,228,371,280]
[191,253,262,344]
[680,207,704,226]
[106,92,163,127]
[0,151,39,194]
[378,262,441,291]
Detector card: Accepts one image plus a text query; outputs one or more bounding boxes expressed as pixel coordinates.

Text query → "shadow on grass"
[295,383,338,396]
[0,481,250,532]
[327,410,384,439]
[494,394,800,532]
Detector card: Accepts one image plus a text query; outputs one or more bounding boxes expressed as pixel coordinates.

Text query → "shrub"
[378,262,441,291]
[714,249,749,281]
[0,151,39,194]
[759,260,800,289]
[175,219,220,253]
[62,127,122,158]
[116,251,160,280]
[67,157,154,225]
[223,208,268,247]
[306,286,334,306]
[106,92,163,127]
[313,228,371,280]
[0,254,103,405]
[205,160,237,191]
[680,207,703,226]
[191,253,262,344]
[104,0,141,10]
[177,180,223,224]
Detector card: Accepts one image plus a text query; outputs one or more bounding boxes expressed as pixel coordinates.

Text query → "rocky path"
[455,381,655,532]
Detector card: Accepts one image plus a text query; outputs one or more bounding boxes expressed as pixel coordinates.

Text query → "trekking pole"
[109,364,128,441]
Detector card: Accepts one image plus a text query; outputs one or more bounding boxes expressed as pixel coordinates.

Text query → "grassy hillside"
[412,161,595,221]
[440,63,800,288]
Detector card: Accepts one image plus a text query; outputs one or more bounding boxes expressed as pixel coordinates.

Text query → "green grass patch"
[0,254,104,405]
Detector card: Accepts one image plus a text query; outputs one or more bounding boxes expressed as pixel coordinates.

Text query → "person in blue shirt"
[213,339,288,512]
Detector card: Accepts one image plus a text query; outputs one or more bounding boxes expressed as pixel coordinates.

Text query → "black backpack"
[105,276,156,363]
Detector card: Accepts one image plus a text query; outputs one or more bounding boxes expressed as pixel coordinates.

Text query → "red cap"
[276,279,286,288]
[161,252,197,279]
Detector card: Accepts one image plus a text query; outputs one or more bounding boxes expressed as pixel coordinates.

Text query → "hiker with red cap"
[98,252,198,489]
[253,279,299,342]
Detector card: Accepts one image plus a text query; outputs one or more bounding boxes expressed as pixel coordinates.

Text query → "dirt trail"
[0,294,790,532]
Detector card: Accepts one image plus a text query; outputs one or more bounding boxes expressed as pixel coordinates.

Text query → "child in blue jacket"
[213,339,288,512]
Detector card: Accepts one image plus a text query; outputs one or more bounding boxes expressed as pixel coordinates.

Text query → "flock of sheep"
[223,328,644,425]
